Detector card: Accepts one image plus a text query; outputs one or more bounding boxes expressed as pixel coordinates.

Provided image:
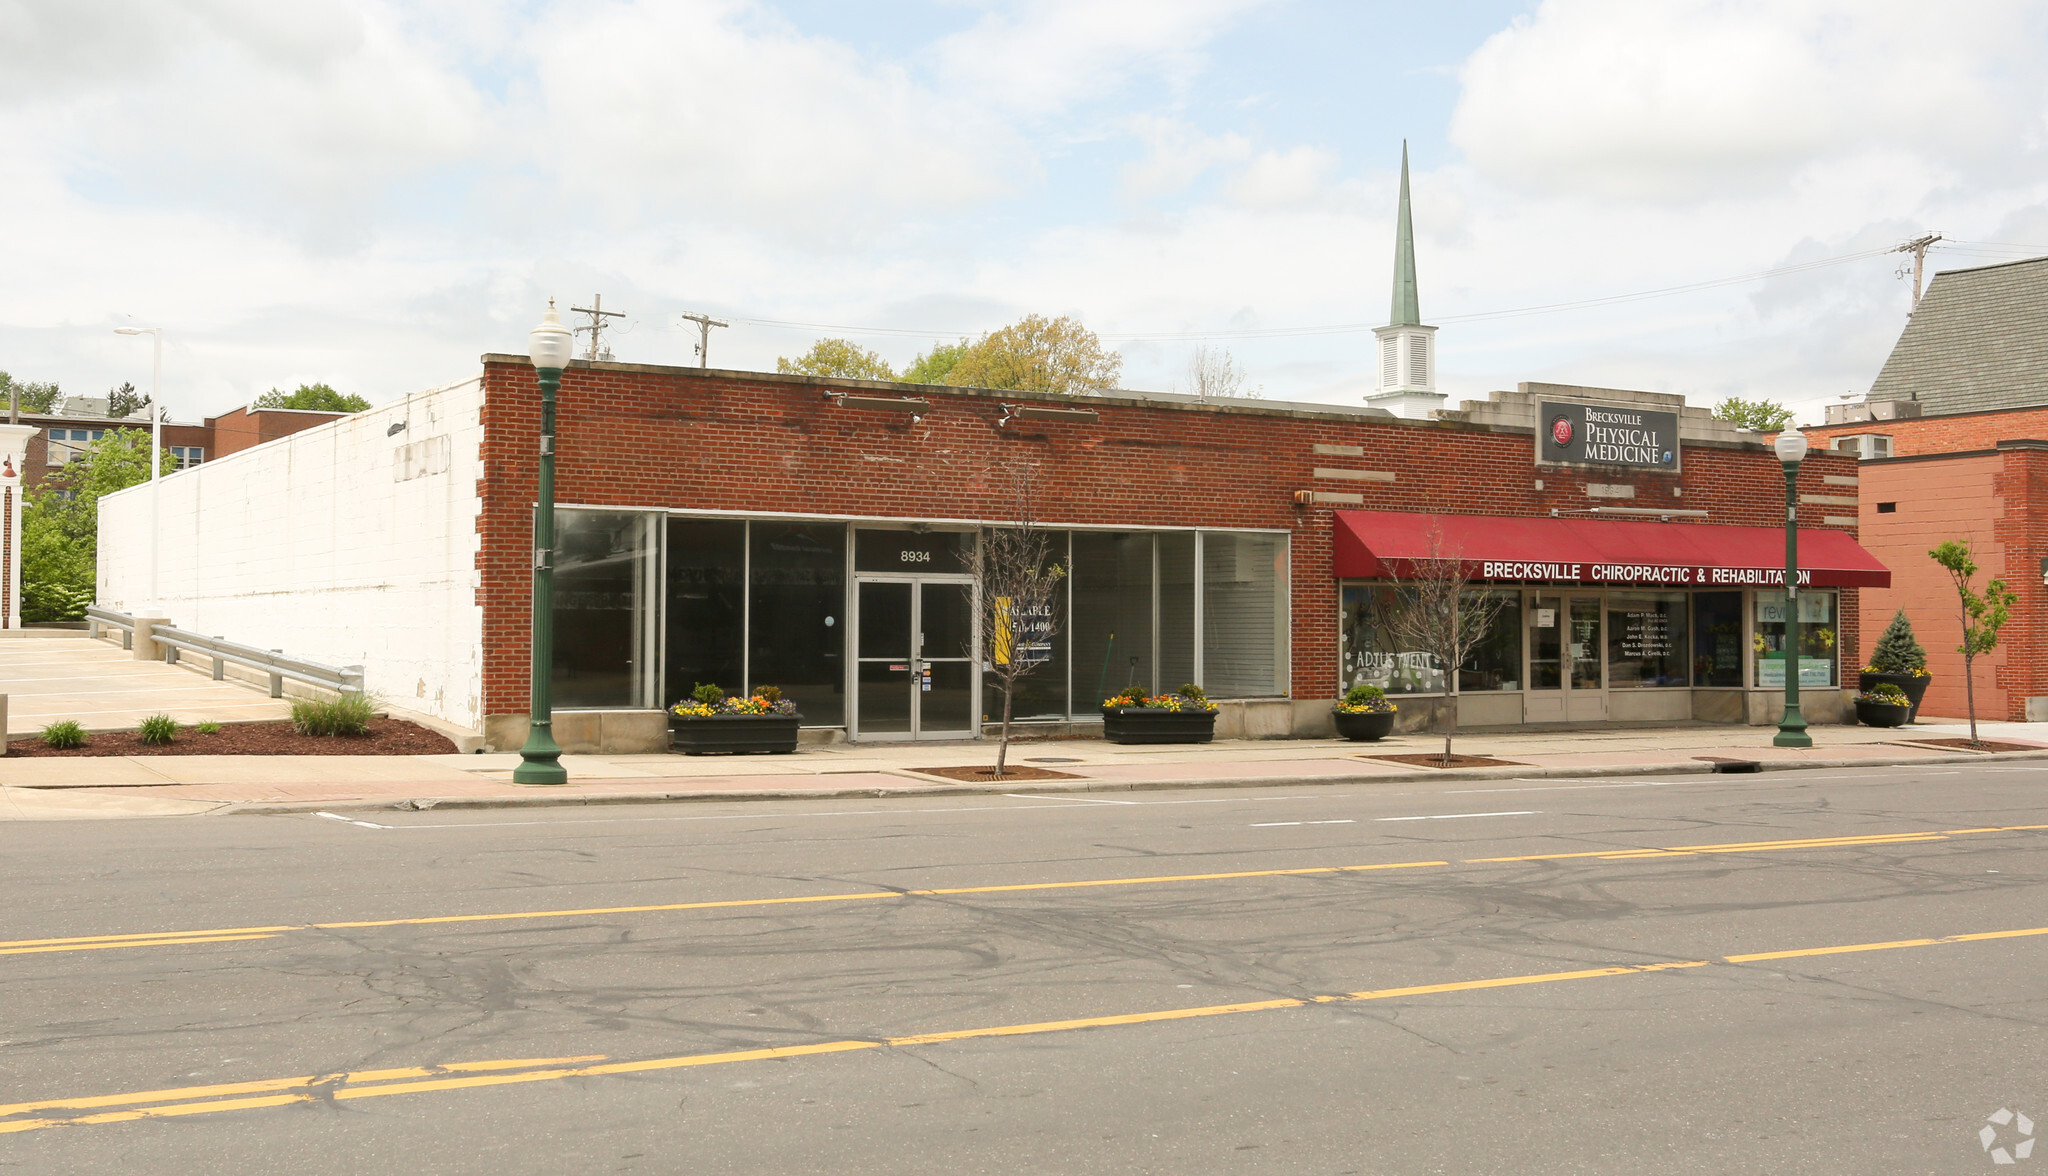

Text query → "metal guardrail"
[86,607,364,698]
[85,606,136,650]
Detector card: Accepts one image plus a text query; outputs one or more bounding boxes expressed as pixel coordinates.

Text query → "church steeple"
[1366,141,1444,419]
[1389,141,1421,328]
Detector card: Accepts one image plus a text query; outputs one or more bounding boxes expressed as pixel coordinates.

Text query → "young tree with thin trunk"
[962,475,1066,778]
[1369,528,1513,763]
[1928,539,2016,744]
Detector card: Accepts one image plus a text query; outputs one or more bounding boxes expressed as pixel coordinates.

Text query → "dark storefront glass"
[1072,532,1154,704]
[1202,532,1287,697]
[1157,532,1196,690]
[751,522,847,725]
[854,528,974,574]
[1458,590,1523,691]
[1607,593,1689,687]
[1340,585,1445,695]
[985,530,1069,721]
[664,519,745,706]
[1691,591,1744,687]
[552,510,653,708]
[1529,594,1563,690]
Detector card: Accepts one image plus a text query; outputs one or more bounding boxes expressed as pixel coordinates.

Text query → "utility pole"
[571,294,626,362]
[1894,234,1943,308]
[679,312,729,368]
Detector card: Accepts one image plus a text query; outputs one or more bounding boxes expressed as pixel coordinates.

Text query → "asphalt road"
[0,761,2044,1174]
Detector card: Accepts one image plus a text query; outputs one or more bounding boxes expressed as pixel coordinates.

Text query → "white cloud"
[1225,145,1340,209]
[1451,0,2048,200]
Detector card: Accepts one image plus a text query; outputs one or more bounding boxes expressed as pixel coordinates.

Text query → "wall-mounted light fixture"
[1550,506,1711,522]
[996,403,1100,428]
[823,390,929,422]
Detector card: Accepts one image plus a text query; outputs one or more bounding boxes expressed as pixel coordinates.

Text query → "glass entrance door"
[854,578,978,740]
[1524,593,1606,721]
[1567,596,1607,720]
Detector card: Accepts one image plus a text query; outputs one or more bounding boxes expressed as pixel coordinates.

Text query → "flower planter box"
[669,713,802,755]
[1858,671,1930,722]
[1333,710,1397,742]
[1854,699,1912,728]
[1100,707,1216,745]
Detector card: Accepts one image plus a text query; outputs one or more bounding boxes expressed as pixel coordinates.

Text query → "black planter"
[1333,710,1397,742]
[669,713,802,754]
[1101,707,1217,744]
[1854,699,1912,728]
[1858,671,1930,721]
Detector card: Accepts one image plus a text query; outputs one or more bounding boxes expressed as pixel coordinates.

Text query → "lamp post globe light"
[513,300,575,785]
[1772,426,1812,749]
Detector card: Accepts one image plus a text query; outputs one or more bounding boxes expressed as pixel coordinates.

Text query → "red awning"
[1332,511,1890,589]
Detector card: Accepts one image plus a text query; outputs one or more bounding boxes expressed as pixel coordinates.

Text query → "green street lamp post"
[1772,426,1812,749]
[514,301,575,785]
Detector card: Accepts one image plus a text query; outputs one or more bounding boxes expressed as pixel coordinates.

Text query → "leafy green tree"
[943,315,1122,396]
[775,338,896,381]
[1865,609,1927,674]
[1928,539,2016,744]
[900,340,969,386]
[1713,397,1795,432]
[107,380,151,419]
[252,383,371,412]
[0,371,60,414]
[19,429,173,621]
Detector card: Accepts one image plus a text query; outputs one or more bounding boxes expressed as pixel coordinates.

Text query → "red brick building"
[1801,256,2048,722]
[13,404,344,489]
[93,359,1881,748]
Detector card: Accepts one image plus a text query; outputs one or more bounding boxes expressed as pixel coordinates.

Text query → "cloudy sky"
[4,0,2046,424]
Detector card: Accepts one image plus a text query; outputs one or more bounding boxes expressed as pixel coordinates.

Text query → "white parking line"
[1376,810,1539,822]
[1250,819,1357,827]
[1003,794,1138,805]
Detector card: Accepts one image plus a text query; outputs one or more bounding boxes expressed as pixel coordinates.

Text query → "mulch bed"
[3,718,456,757]
[908,765,1086,783]
[1362,753,1526,769]
[1891,737,2048,754]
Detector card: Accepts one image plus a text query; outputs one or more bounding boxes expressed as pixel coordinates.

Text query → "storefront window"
[750,522,847,725]
[1157,533,1196,690]
[1691,592,1744,687]
[552,509,658,708]
[1202,532,1288,697]
[985,530,1070,720]
[1458,590,1522,692]
[1606,593,1689,687]
[1754,590,1837,688]
[1341,585,1446,695]
[1072,532,1155,703]
[664,519,745,704]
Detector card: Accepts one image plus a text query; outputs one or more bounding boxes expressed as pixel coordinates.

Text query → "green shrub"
[1177,683,1207,702]
[289,694,377,737]
[753,685,783,703]
[41,720,88,750]
[1865,609,1929,675]
[1343,683,1387,706]
[691,682,726,706]
[137,714,179,745]
[194,720,223,735]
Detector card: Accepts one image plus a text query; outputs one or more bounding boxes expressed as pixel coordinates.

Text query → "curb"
[210,748,2048,817]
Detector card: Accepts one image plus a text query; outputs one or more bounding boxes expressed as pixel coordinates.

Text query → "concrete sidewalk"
[4,717,2044,819]
[1,632,295,737]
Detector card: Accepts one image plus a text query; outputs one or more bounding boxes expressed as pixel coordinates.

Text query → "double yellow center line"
[4,923,2044,1136]
[4,822,2042,960]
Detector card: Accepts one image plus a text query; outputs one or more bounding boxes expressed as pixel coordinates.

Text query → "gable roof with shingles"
[1869,255,2048,415]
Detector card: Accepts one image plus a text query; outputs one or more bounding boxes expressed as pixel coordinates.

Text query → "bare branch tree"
[962,469,1067,777]
[1180,344,1260,399]
[1368,526,1513,763]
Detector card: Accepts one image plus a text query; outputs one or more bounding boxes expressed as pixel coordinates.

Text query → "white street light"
[113,326,164,611]
[1773,427,1809,465]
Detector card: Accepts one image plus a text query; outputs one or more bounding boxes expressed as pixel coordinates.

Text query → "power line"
[570,294,627,362]
[679,312,729,368]
[732,245,1902,344]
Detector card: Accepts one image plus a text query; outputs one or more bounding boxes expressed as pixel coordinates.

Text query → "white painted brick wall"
[98,377,486,731]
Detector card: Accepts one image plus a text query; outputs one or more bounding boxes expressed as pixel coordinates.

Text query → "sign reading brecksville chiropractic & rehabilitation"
[1538,401,1680,472]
